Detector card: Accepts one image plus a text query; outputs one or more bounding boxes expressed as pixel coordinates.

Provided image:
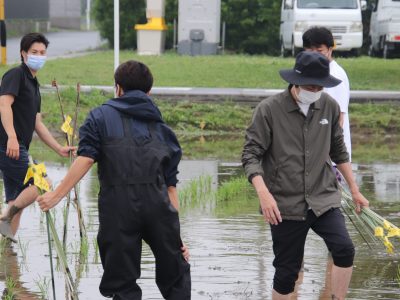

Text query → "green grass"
[40,89,400,134]
[178,175,259,216]
[179,175,213,207]
[159,100,252,132]
[350,103,400,132]
[30,90,400,163]
[217,176,252,202]
[1,51,400,90]
[4,277,17,300]
[34,276,50,300]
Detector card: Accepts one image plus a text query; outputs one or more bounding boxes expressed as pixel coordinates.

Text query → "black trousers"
[97,184,191,299]
[270,208,354,295]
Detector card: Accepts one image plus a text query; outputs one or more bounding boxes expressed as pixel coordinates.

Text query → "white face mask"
[26,54,47,71]
[296,88,322,105]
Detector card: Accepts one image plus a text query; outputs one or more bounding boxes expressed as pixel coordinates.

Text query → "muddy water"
[1,154,400,299]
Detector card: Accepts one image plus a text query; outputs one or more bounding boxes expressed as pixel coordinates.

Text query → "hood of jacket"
[103,90,163,122]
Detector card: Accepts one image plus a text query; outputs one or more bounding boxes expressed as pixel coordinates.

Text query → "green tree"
[93,0,147,49]
[221,0,281,54]
[165,0,178,49]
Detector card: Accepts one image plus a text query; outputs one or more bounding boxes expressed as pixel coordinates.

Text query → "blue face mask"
[26,54,47,71]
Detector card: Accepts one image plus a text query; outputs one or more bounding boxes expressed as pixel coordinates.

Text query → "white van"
[280,0,367,56]
[368,0,400,58]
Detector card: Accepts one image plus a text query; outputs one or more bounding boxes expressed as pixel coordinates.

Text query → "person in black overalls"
[37,60,191,299]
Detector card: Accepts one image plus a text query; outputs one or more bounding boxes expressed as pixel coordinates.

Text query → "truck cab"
[280,0,367,56]
[368,0,400,58]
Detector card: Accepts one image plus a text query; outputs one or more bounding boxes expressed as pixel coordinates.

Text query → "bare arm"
[252,175,282,225]
[37,156,94,211]
[0,95,20,159]
[35,113,76,157]
[168,186,179,211]
[336,162,369,213]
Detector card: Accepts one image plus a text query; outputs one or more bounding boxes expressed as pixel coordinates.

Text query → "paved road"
[5,31,104,64]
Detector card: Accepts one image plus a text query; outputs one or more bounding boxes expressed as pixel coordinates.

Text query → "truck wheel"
[280,39,289,57]
[350,49,360,57]
[383,43,390,59]
[367,37,376,57]
[368,44,375,57]
[291,39,300,57]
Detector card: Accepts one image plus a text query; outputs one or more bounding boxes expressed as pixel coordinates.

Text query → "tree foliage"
[221,0,281,54]
[93,0,146,48]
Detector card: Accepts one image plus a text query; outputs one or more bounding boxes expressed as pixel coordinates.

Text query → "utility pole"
[114,0,119,72]
[86,0,91,31]
[0,0,6,65]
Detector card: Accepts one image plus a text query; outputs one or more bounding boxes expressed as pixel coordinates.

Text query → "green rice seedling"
[397,264,400,287]
[179,175,213,207]
[76,236,90,279]
[93,237,99,264]
[4,277,17,300]
[0,237,8,257]
[50,209,57,225]
[62,203,68,226]
[340,182,400,254]
[80,236,89,262]
[17,237,29,261]
[217,176,251,202]
[34,275,50,300]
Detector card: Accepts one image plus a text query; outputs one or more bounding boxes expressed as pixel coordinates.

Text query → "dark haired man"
[242,52,369,300]
[303,27,352,165]
[37,60,191,299]
[0,33,75,242]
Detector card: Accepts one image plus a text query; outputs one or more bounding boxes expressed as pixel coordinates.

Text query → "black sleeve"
[159,123,182,187]
[0,68,23,97]
[77,109,102,162]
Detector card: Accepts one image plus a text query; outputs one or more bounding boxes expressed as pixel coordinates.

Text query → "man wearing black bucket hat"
[242,51,369,300]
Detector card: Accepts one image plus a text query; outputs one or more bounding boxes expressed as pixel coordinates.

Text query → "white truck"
[280,0,367,56]
[368,0,400,58]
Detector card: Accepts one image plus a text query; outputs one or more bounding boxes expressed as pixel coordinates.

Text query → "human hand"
[181,242,190,262]
[351,190,369,214]
[37,191,62,212]
[258,190,282,225]
[57,145,77,158]
[6,136,19,160]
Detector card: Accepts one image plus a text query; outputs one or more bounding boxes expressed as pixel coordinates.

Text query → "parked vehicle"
[280,0,367,56]
[368,0,400,58]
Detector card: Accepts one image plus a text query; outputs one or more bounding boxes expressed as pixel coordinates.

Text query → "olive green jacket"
[242,88,349,221]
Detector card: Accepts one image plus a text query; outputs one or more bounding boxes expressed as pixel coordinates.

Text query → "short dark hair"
[302,27,334,49]
[114,60,153,93]
[20,33,49,62]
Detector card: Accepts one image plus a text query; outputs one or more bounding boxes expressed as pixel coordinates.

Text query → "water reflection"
[0,160,399,299]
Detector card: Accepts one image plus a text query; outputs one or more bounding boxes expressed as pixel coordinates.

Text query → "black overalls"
[97,114,191,300]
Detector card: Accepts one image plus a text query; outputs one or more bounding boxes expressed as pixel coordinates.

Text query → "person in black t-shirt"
[0,33,75,242]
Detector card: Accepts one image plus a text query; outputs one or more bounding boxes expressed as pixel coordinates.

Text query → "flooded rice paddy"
[0,136,400,300]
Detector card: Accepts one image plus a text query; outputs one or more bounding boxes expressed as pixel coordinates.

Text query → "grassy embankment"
[0,52,399,161]
[1,51,400,89]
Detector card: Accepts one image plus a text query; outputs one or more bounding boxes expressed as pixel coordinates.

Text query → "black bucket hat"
[279,51,341,88]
